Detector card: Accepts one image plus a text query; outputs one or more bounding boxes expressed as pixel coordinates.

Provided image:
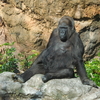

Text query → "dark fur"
[19,16,97,88]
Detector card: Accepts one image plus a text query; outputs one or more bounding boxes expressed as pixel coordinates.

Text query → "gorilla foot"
[12,74,24,83]
[82,79,98,88]
[42,76,48,83]
[42,74,53,83]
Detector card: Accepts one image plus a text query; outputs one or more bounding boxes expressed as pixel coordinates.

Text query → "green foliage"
[85,57,100,86]
[0,42,18,72]
[0,42,39,73]
[97,52,100,57]
[18,51,39,70]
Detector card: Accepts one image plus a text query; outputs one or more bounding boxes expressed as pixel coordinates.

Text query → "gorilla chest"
[54,41,72,54]
[44,42,73,69]
[44,41,74,67]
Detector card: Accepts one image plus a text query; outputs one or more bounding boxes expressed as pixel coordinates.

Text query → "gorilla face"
[58,24,69,42]
[58,16,75,42]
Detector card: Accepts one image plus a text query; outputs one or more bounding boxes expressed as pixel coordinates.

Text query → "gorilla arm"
[76,59,97,88]
[74,33,98,88]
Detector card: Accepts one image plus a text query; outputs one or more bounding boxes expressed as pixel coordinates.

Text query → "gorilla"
[16,16,97,88]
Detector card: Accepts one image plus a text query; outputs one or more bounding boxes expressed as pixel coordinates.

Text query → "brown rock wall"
[0,0,100,60]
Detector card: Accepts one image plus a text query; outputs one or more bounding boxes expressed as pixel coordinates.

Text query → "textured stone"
[0,72,100,100]
[0,0,100,59]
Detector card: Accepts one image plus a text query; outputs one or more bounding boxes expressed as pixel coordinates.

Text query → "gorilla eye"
[59,27,68,33]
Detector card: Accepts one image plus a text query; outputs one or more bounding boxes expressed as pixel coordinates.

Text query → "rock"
[0,72,22,95]
[0,0,100,60]
[0,72,100,100]
[80,18,100,60]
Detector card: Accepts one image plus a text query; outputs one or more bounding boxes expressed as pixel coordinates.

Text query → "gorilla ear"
[72,27,75,32]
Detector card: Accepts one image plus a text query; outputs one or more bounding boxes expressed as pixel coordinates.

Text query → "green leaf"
[98,52,100,57]
[3,42,15,46]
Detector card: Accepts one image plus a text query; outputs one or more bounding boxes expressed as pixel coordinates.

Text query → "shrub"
[18,50,39,70]
[85,57,100,86]
[0,42,18,73]
[0,42,38,73]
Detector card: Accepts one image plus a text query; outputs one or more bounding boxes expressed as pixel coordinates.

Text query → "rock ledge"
[0,72,100,100]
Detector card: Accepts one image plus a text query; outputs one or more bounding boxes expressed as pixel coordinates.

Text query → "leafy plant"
[18,50,39,70]
[85,57,100,86]
[97,52,100,57]
[0,42,18,72]
[0,42,39,73]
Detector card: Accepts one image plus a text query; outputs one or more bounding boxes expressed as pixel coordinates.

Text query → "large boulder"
[0,72,100,100]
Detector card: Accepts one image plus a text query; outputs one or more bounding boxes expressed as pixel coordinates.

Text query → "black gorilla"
[17,16,97,88]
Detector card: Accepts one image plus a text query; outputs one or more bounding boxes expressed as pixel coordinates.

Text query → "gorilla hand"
[82,79,98,88]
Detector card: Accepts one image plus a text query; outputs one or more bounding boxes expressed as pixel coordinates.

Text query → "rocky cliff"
[0,0,100,60]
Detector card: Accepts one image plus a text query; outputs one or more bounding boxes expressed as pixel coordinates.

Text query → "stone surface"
[80,16,100,60]
[0,72,100,100]
[0,0,100,60]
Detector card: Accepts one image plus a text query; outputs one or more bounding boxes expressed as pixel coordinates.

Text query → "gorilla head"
[58,16,75,42]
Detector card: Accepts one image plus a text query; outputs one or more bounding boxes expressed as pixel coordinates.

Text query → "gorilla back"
[17,16,97,88]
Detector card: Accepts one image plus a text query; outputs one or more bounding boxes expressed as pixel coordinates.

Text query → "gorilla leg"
[12,64,46,83]
[13,50,47,82]
[20,64,45,82]
[42,68,75,83]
